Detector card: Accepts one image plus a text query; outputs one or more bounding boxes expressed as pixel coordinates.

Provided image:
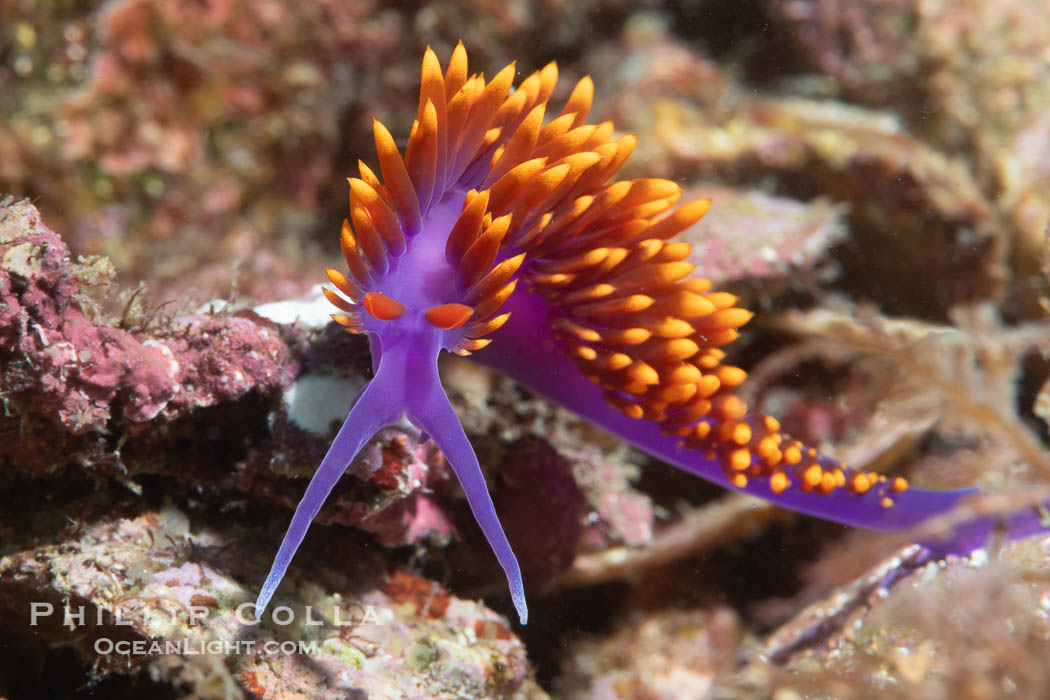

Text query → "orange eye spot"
[891,477,909,493]
[363,291,405,320]
[425,303,474,329]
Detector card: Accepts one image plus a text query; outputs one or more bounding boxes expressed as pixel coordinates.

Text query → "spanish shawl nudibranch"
[257,44,1050,625]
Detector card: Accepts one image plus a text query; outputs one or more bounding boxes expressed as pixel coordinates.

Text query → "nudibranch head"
[259,42,914,627]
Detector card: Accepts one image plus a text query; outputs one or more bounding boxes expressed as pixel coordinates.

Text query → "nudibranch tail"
[475,290,1050,555]
[260,42,1050,627]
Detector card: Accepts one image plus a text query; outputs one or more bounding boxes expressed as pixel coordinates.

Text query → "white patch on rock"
[283,372,365,435]
[254,285,343,329]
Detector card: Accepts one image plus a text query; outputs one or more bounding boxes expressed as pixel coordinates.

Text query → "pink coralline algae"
[679,185,847,287]
[0,198,296,470]
[1,199,173,432]
[157,314,294,411]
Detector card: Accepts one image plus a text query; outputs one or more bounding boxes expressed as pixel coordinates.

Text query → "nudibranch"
[257,44,1050,624]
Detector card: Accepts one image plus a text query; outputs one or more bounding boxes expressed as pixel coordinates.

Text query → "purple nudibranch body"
[257,44,1050,625]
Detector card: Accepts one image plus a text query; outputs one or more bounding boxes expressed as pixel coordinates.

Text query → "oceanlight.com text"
[93,638,320,656]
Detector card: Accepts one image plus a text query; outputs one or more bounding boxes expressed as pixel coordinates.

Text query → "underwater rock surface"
[0,505,541,699]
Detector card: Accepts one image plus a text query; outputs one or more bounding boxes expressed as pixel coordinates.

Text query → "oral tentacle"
[405,352,527,624]
[256,359,402,613]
